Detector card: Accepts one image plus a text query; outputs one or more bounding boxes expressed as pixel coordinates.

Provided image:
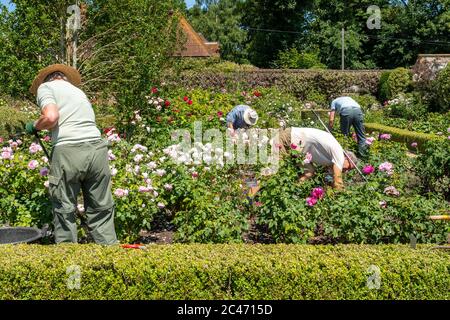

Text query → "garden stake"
[34,132,51,161]
[311,109,368,183]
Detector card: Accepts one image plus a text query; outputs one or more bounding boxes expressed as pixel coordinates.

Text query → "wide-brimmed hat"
[30,64,81,96]
[243,108,258,126]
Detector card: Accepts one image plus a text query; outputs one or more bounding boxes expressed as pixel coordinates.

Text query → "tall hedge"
[0,244,448,300]
[168,70,383,100]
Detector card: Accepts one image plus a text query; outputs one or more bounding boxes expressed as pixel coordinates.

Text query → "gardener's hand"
[25,122,38,135]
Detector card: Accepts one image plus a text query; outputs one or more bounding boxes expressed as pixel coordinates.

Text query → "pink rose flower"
[362,165,375,175]
[27,160,39,170]
[157,202,165,209]
[29,143,42,154]
[114,188,129,198]
[311,187,324,200]
[378,162,394,175]
[365,137,375,145]
[303,152,312,165]
[1,150,12,160]
[306,197,318,207]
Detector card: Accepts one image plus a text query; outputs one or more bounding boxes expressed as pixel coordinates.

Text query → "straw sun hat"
[243,107,259,126]
[30,64,81,96]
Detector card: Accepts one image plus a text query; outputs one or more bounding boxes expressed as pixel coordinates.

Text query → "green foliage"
[384,93,428,121]
[414,139,450,199]
[366,111,450,135]
[386,68,412,99]
[170,70,383,100]
[0,0,71,96]
[0,135,52,227]
[1,244,448,299]
[434,63,450,113]
[187,0,248,63]
[273,48,326,69]
[0,103,30,138]
[378,71,391,102]
[349,94,380,112]
[240,0,314,67]
[257,140,448,244]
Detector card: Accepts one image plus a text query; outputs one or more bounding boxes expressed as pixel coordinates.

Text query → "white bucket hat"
[243,108,258,126]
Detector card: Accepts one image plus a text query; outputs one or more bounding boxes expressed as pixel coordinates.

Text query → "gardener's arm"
[34,84,59,130]
[328,111,336,130]
[332,164,344,190]
[34,104,59,130]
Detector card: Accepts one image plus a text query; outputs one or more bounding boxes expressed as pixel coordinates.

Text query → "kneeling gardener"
[27,64,117,244]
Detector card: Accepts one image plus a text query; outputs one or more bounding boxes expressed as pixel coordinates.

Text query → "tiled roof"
[174,16,220,57]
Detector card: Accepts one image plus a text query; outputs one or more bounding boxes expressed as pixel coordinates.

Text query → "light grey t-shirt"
[291,127,345,170]
[330,96,361,115]
[36,80,101,146]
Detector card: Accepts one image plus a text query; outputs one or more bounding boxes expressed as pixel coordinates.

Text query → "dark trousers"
[340,108,368,158]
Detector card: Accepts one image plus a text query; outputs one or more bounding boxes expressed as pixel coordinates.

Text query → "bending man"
[328,96,367,158]
[276,127,358,190]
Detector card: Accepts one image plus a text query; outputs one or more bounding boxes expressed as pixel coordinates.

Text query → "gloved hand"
[25,122,38,135]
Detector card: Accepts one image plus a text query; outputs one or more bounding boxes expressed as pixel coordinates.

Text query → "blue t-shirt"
[330,97,361,115]
[226,105,250,129]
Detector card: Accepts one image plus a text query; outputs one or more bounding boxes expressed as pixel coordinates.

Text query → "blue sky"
[185,0,195,8]
[0,0,14,10]
[1,0,194,10]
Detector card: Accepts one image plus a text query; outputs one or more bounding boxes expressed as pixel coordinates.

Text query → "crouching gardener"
[26,64,118,244]
[226,104,259,134]
[275,127,358,190]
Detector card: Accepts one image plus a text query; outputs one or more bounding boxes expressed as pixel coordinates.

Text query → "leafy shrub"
[384,93,428,120]
[350,94,380,112]
[257,141,448,244]
[1,244,448,299]
[434,63,450,113]
[378,71,391,102]
[386,67,412,99]
[169,70,383,99]
[414,139,450,199]
[0,101,32,138]
[274,48,326,69]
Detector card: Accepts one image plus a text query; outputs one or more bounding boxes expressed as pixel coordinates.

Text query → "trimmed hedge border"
[0,244,448,300]
[365,123,439,148]
[168,70,384,98]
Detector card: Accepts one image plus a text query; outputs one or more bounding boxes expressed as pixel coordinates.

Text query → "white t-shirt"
[37,80,100,146]
[291,128,345,170]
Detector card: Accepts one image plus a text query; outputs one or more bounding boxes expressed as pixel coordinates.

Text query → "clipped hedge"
[168,70,384,99]
[365,123,439,148]
[0,244,448,300]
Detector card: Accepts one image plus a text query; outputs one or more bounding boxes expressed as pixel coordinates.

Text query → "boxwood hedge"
[0,244,448,300]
